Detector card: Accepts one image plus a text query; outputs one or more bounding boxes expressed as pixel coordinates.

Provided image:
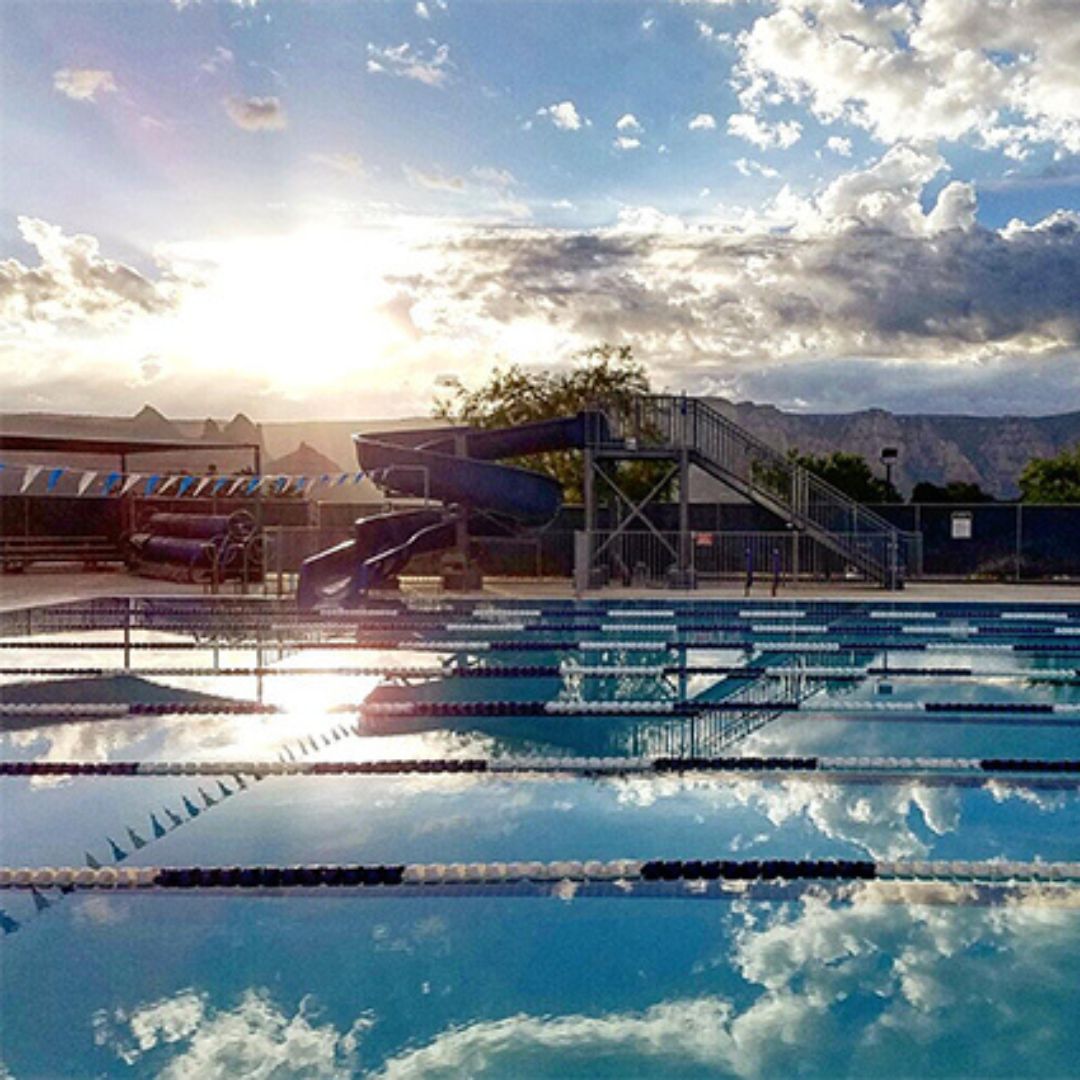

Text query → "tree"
[1018,444,1080,503]
[910,481,995,504]
[783,450,903,504]
[433,345,669,503]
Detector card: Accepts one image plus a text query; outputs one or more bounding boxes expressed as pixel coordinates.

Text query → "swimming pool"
[2,596,1079,1077]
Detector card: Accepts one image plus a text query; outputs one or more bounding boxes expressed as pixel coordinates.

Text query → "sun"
[162,227,415,394]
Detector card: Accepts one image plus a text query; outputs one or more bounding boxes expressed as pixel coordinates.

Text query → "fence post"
[1015,503,1023,583]
[276,527,284,597]
[123,597,132,671]
[573,531,589,595]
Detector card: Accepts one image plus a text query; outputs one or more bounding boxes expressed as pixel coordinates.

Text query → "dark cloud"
[223,95,287,132]
[391,208,1080,414]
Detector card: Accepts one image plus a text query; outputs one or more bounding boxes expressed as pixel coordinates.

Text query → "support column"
[677,448,693,588]
[450,432,479,590]
[583,448,596,586]
[453,433,469,560]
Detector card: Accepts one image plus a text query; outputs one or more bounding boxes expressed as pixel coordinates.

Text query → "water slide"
[297,412,607,608]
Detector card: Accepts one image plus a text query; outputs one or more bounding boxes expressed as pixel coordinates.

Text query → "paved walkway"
[1,569,230,612]
[3,567,1080,612]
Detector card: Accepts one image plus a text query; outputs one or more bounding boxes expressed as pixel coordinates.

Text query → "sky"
[1,0,1079,420]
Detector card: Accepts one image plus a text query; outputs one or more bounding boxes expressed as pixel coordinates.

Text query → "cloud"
[537,101,587,131]
[616,113,643,133]
[731,0,1080,153]
[373,997,764,1078]
[403,165,466,192]
[309,152,367,177]
[199,47,234,75]
[470,165,518,188]
[6,145,1078,419]
[614,136,642,152]
[372,892,1080,1078]
[800,144,977,235]
[366,41,452,87]
[171,0,262,7]
[689,113,717,131]
[826,135,853,157]
[223,95,286,132]
[734,157,779,179]
[728,112,802,149]
[0,216,182,327]
[387,148,1080,411]
[95,989,371,1077]
[53,68,117,102]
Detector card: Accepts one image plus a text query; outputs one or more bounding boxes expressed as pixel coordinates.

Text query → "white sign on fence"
[951,511,973,540]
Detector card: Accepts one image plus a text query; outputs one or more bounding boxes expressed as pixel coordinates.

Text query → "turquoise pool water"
[1,598,1079,1077]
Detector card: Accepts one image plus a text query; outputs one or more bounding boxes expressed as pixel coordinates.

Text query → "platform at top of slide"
[354,411,607,524]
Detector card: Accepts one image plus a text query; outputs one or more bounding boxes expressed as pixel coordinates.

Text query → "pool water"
[1,597,1079,1078]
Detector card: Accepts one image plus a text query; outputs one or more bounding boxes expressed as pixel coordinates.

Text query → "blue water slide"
[297,411,608,608]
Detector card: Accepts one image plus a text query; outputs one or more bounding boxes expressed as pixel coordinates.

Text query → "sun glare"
[166,228,412,393]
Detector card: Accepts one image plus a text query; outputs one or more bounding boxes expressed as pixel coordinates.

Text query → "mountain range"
[4,401,1080,499]
[706,400,1080,497]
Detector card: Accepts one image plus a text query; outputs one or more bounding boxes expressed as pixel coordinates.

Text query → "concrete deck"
[3,567,1080,612]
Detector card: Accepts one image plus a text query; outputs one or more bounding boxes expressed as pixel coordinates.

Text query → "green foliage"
[801,451,902,503]
[1018,444,1080,503]
[754,449,902,504]
[910,481,995,504]
[433,345,669,503]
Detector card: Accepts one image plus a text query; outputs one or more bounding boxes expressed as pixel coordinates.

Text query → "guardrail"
[581,529,923,589]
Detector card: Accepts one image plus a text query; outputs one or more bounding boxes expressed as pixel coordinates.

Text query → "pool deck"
[3,567,1080,612]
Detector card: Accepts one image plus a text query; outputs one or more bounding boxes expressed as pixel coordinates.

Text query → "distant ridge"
[265,441,342,476]
[4,400,1080,497]
[706,399,1080,498]
[0,406,266,473]
[222,412,261,446]
[130,404,179,440]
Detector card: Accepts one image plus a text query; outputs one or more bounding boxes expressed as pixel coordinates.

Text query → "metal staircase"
[595,395,912,589]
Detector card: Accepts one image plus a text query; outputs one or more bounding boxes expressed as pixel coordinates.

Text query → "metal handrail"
[593,395,913,586]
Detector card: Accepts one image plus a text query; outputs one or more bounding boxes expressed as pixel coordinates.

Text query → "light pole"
[880,446,899,492]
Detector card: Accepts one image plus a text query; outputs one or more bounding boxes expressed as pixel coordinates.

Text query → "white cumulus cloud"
[689,112,718,131]
[94,989,372,1077]
[53,68,117,102]
[538,100,587,131]
[728,112,802,149]
[732,0,1080,153]
[0,216,183,327]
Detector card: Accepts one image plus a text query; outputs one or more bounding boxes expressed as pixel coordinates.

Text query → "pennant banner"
[2,462,376,498]
[120,473,143,496]
[19,464,43,494]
